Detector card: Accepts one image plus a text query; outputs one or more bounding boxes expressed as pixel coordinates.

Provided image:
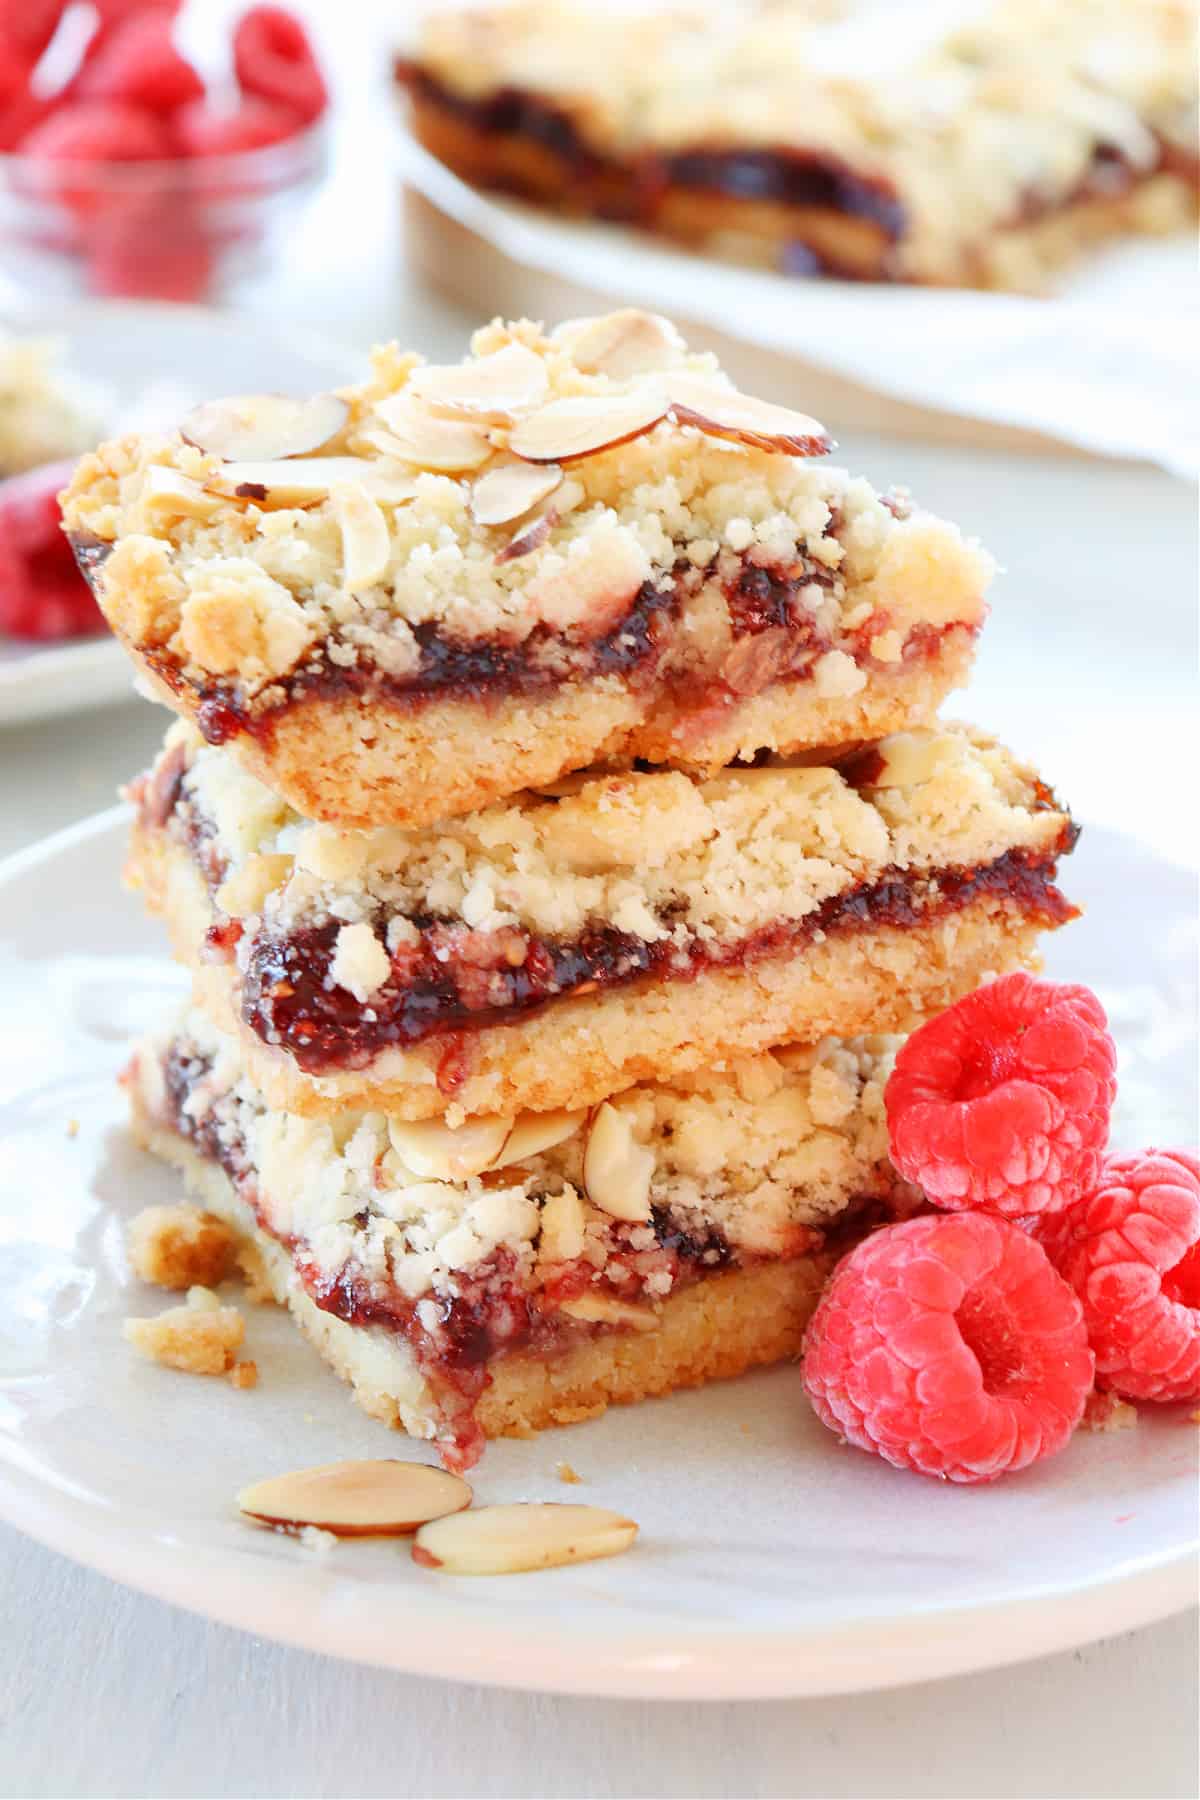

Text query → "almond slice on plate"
[389,1114,514,1181]
[204,456,414,508]
[582,1102,654,1222]
[332,481,391,590]
[181,392,348,461]
[564,310,685,380]
[508,388,669,464]
[470,459,563,527]
[238,1460,472,1537]
[665,375,831,456]
[492,1107,586,1168]
[412,1503,638,1575]
[407,341,549,423]
[372,395,493,472]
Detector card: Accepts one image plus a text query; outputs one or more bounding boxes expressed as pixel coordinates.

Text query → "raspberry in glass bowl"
[0,4,330,304]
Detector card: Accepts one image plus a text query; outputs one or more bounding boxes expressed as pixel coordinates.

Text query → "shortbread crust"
[64,315,990,825]
[126,721,1077,1121]
[127,1009,913,1466]
[398,0,1199,289]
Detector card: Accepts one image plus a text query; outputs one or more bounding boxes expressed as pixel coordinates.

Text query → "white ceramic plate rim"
[3,809,1198,1698]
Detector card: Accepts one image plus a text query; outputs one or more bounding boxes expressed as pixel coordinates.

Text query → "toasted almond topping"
[389,1115,514,1181]
[332,481,391,590]
[560,1292,659,1331]
[564,310,685,379]
[181,392,348,462]
[412,1503,637,1575]
[508,388,669,464]
[582,1102,654,1222]
[203,456,413,508]
[470,459,563,527]
[496,506,557,564]
[238,1460,472,1537]
[493,1108,586,1168]
[665,375,831,456]
[372,395,493,471]
[140,464,222,521]
[408,341,549,423]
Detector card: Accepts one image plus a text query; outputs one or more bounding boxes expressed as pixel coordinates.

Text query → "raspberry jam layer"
[75,528,969,748]
[237,837,1077,1076]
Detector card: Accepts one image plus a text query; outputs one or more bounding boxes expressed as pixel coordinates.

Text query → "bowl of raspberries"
[0,1,329,303]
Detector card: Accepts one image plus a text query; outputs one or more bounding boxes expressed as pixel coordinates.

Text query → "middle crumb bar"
[128,721,1078,1122]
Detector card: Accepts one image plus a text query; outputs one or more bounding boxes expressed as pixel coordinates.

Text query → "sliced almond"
[407,342,549,423]
[470,459,563,527]
[332,481,391,590]
[565,310,685,380]
[582,1102,654,1223]
[204,456,413,509]
[181,392,348,462]
[665,375,831,457]
[508,388,669,464]
[863,731,956,789]
[389,1115,514,1181]
[238,1460,471,1537]
[560,1291,659,1331]
[140,464,222,521]
[496,506,557,564]
[372,395,493,472]
[412,1502,637,1575]
[493,1108,586,1168]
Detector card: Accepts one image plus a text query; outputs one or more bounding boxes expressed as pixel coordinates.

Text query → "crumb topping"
[0,332,102,476]
[63,314,990,698]
[158,720,1066,951]
[127,1201,238,1290]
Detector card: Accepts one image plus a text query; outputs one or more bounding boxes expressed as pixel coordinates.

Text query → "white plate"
[0,300,360,727]
[0,810,1196,1699]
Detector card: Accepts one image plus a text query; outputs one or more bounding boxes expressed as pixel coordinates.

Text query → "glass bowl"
[0,121,328,305]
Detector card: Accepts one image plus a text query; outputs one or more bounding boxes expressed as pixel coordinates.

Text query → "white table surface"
[3,5,1198,1794]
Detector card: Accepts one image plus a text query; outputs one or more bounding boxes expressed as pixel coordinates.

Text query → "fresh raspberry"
[84,196,213,302]
[802,1213,1094,1482]
[885,973,1117,1217]
[1,82,55,152]
[93,0,183,23]
[173,95,302,157]
[19,99,174,165]
[76,12,204,115]
[0,465,101,641]
[233,6,328,124]
[0,0,62,65]
[1038,1149,1200,1404]
[0,25,34,104]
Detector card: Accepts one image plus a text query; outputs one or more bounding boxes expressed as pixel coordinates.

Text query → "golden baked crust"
[399,0,1199,289]
[64,313,991,825]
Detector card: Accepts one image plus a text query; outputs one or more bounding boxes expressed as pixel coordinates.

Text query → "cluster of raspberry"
[61,308,1195,1478]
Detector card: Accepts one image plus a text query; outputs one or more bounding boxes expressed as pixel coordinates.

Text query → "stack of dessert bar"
[65,311,1078,1470]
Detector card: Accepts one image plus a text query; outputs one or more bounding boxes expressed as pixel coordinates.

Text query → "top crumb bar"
[397,0,1199,289]
[63,313,989,828]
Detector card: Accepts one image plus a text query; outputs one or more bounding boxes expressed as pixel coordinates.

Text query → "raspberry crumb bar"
[126,1008,919,1469]
[397,0,1199,290]
[126,721,1077,1123]
[63,315,990,827]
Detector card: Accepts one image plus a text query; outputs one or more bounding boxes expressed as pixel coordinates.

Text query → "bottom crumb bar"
[126,1009,920,1470]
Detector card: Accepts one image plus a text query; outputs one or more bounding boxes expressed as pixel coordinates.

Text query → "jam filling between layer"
[237,838,1077,1074]
[152,1036,853,1470]
[74,516,975,747]
[398,64,1198,278]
